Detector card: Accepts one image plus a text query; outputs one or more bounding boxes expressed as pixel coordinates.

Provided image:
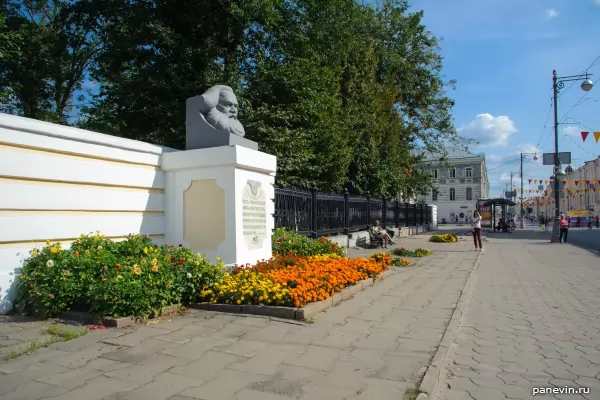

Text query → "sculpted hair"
[198,85,234,114]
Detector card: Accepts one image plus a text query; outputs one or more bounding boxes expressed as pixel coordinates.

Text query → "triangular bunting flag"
[581,131,589,142]
[594,132,600,143]
[574,181,579,186]
[562,180,566,185]
[586,181,590,185]
[528,179,532,184]
[534,180,538,184]
[545,180,548,185]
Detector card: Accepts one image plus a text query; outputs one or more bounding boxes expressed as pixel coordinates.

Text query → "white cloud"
[545,8,559,20]
[486,154,503,166]
[562,125,580,136]
[458,113,518,147]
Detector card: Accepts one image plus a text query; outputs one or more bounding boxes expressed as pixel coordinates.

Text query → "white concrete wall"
[0,114,175,313]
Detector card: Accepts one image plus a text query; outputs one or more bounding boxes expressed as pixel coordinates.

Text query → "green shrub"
[272,228,346,257]
[390,247,432,257]
[15,233,225,319]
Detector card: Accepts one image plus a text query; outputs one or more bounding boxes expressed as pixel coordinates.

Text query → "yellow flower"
[50,247,58,254]
[141,259,147,265]
[116,275,123,280]
[195,261,200,266]
[152,258,158,265]
[31,250,37,257]
[45,240,51,245]
[151,265,159,273]
[143,247,148,254]
[133,265,142,275]
[237,300,241,304]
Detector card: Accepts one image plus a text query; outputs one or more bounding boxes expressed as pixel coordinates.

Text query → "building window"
[466,186,473,201]
[465,167,473,178]
[431,169,438,179]
[449,187,456,201]
[449,168,456,178]
[432,189,438,201]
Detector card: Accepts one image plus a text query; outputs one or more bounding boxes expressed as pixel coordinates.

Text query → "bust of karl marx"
[197,85,245,137]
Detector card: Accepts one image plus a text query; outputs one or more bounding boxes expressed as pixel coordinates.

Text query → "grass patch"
[5,324,88,360]
[45,324,88,340]
[302,317,314,324]
[403,387,425,400]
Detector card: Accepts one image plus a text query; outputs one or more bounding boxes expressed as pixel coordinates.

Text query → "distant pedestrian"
[471,211,483,251]
[559,214,569,244]
[596,215,600,229]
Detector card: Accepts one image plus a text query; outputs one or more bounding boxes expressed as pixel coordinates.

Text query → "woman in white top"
[471,211,483,251]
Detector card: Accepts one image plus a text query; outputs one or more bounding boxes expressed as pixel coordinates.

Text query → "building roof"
[415,147,485,162]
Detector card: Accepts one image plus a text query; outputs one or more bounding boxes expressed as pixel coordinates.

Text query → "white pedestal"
[161,145,276,266]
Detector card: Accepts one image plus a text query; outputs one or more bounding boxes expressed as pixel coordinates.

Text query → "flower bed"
[272,228,346,257]
[15,231,388,320]
[390,247,432,257]
[15,233,225,319]
[429,233,458,243]
[390,258,411,266]
[200,252,391,308]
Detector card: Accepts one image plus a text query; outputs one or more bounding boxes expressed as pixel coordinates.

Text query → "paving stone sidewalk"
[0,235,478,400]
[432,236,600,400]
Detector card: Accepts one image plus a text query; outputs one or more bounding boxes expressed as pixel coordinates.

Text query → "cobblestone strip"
[418,247,482,398]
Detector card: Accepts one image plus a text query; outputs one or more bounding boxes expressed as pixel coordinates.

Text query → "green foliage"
[272,229,346,257]
[15,233,226,319]
[0,0,101,122]
[2,0,459,197]
[390,247,432,257]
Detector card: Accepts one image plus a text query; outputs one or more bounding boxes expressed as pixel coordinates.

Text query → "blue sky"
[410,0,600,198]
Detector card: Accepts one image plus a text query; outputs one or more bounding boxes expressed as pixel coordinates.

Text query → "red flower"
[179,258,184,265]
[48,294,55,299]
[115,264,121,270]
[74,251,79,257]
[171,258,176,263]
[170,245,174,249]
[178,244,183,247]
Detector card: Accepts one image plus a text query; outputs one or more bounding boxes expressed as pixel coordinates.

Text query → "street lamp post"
[550,70,594,243]
[520,152,538,228]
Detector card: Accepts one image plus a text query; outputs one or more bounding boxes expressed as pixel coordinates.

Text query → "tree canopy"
[0,0,460,197]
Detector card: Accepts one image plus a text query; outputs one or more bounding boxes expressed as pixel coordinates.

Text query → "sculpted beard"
[205,108,245,137]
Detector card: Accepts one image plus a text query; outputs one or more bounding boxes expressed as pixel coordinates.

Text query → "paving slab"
[431,236,600,400]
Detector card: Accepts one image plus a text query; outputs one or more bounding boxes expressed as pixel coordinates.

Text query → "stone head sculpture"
[197,85,245,137]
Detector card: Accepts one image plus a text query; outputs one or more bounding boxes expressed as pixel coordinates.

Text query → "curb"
[189,271,395,321]
[568,242,600,255]
[59,304,183,328]
[417,247,482,397]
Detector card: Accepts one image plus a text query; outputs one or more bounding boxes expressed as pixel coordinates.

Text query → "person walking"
[595,215,600,229]
[559,214,569,244]
[471,211,483,251]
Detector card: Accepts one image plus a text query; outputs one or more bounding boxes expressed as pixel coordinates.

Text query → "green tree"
[0,0,101,123]
[75,0,457,197]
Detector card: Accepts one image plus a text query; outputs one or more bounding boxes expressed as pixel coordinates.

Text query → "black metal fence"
[273,187,431,238]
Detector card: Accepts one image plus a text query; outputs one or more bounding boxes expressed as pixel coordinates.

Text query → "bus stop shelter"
[481,198,516,231]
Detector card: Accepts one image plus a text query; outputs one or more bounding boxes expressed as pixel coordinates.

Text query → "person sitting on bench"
[371,220,397,245]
